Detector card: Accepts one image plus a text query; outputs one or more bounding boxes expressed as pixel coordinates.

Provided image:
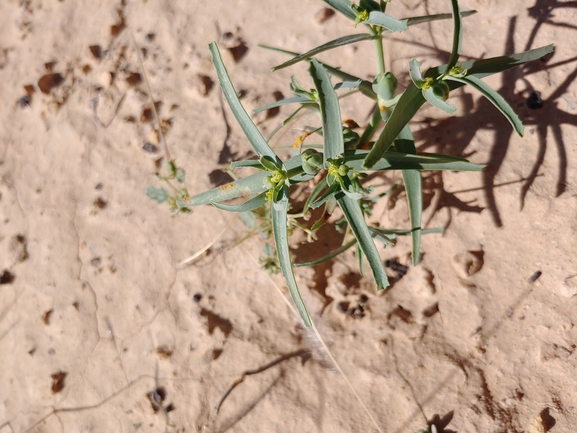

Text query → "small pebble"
[315,7,335,24]
[17,95,31,108]
[142,142,158,153]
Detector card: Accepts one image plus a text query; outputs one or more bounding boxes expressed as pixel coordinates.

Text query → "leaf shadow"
[429,411,457,433]
[289,204,348,310]
[407,9,575,228]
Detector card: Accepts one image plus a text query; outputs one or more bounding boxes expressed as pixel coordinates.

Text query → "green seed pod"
[432,81,450,101]
[301,149,324,176]
[343,127,360,150]
[337,164,350,177]
[384,71,398,93]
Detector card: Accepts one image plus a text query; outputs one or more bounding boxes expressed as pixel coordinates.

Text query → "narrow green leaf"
[401,168,422,265]
[365,11,408,32]
[252,96,312,114]
[446,75,524,136]
[288,172,316,184]
[258,44,299,57]
[209,42,279,162]
[346,150,484,171]
[188,171,270,206]
[408,59,425,87]
[394,125,422,266]
[303,180,328,215]
[266,105,308,142]
[271,34,377,71]
[324,66,376,100]
[289,75,313,97]
[295,238,357,267]
[363,83,425,168]
[210,192,268,213]
[425,44,555,79]
[309,59,344,164]
[467,44,554,77]
[322,0,356,20]
[260,155,282,171]
[238,210,257,229]
[359,0,380,12]
[337,194,389,289]
[358,103,383,146]
[422,87,456,114]
[230,160,264,169]
[405,10,476,27]
[370,68,426,267]
[369,231,394,248]
[311,220,326,231]
[271,182,290,205]
[259,44,377,100]
[446,0,463,73]
[369,226,442,237]
[310,182,340,209]
[334,80,363,90]
[272,197,312,327]
[356,243,364,276]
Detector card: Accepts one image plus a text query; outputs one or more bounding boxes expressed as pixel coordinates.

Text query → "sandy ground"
[0,0,576,432]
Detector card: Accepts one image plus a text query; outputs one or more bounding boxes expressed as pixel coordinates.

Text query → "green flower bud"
[384,72,398,93]
[338,164,350,177]
[449,65,467,78]
[301,149,323,176]
[432,81,450,101]
[270,171,284,184]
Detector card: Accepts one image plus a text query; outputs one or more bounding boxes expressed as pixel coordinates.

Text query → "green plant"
[148,0,552,327]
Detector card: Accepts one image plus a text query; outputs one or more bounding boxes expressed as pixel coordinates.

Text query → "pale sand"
[0,1,575,432]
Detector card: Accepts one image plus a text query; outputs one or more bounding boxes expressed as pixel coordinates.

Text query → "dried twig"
[214,349,309,414]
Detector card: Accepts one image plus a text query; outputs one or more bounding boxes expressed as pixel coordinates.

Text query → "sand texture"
[0,0,576,432]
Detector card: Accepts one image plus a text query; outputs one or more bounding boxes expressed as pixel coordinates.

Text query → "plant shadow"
[405,4,576,229]
[289,198,352,309]
[215,371,285,433]
[388,3,575,430]
[428,411,458,433]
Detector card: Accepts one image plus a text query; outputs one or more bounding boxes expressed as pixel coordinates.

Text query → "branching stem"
[370,27,387,75]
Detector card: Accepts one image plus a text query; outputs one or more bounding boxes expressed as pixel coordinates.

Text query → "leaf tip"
[400,19,409,32]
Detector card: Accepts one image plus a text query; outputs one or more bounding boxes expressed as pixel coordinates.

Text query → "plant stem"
[359,104,384,146]
[286,166,305,178]
[370,27,386,75]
